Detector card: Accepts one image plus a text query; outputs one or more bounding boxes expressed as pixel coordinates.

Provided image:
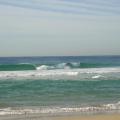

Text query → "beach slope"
[0,114,120,120]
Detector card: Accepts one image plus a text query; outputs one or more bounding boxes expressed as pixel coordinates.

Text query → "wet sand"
[0,114,120,120]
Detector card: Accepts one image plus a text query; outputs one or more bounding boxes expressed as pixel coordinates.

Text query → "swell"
[0,64,36,71]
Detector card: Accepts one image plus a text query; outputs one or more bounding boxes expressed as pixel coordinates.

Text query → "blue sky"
[0,0,120,56]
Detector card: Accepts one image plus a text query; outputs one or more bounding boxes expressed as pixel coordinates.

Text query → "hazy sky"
[0,0,120,56]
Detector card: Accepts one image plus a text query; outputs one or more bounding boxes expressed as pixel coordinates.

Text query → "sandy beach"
[0,114,120,120]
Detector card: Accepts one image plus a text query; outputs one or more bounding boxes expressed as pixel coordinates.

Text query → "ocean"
[0,56,120,115]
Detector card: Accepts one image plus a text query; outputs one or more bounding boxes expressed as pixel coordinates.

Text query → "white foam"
[0,67,120,79]
[56,63,67,69]
[0,70,78,79]
[36,63,71,70]
[92,75,102,79]
[37,65,52,70]
[36,62,80,70]
[0,102,120,115]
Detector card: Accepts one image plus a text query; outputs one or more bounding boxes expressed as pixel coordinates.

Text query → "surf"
[0,101,120,115]
[0,61,118,71]
[0,67,120,80]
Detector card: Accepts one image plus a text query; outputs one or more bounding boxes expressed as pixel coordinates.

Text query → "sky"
[0,0,120,56]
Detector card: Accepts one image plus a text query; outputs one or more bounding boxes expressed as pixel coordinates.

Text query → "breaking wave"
[36,62,113,70]
[0,62,81,71]
[36,62,80,70]
[0,62,115,71]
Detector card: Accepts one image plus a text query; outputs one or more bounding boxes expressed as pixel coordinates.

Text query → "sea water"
[0,56,120,115]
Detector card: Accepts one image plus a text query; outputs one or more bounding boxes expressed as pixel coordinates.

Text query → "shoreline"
[0,113,120,120]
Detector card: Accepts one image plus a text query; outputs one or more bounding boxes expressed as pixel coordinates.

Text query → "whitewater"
[0,67,120,80]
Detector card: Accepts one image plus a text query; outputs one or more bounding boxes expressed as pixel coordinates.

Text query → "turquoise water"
[0,56,120,115]
[0,79,120,107]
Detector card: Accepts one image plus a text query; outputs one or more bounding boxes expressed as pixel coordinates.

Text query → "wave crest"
[0,62,116,71]
[36,62,80,70]
[36,62,114,70]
